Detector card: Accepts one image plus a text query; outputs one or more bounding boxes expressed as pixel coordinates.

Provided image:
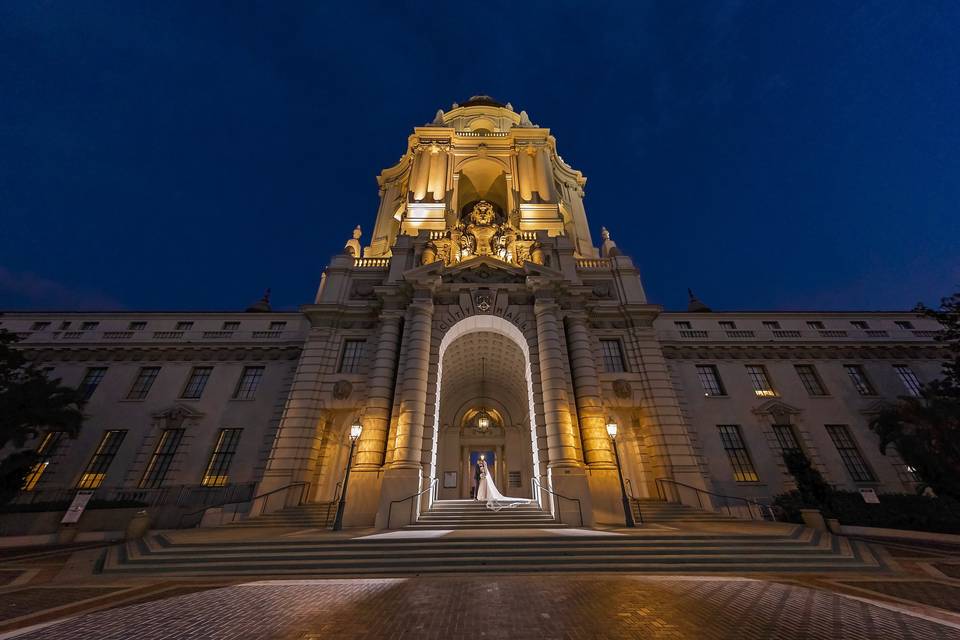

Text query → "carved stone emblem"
[332,380,353,399]
[613,379,632,399]
[475,292,492,313]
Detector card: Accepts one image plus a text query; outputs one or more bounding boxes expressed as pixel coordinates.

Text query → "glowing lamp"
[606,420,618,439]
[350,421,363,441]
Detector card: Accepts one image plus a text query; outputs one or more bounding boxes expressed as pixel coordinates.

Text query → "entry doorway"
[467,450,495,499]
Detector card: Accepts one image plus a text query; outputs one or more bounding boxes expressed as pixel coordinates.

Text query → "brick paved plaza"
[9,576,960,640]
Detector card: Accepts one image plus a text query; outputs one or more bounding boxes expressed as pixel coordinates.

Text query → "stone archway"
[426,315,543,508]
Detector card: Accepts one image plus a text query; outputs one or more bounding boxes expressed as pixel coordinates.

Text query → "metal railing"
[178,481,311,528]
[655,478,777,521]
[532,477,583,527]
[386,477,437,529]
[623,479,644,525]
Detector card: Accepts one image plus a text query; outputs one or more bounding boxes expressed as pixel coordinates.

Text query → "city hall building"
[1,97,945,528]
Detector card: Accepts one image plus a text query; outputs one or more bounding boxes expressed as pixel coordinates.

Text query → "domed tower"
[366,97,597,259]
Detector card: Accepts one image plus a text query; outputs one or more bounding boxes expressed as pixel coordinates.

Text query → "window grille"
[825,425,876,482]
[338,340,366,373]
[695,365,726,396]
[745,365,776,397]
[894,365,922,397]
[233,366,265,400]
[794,364,827,396]
[202,428,243,487]
[140,429,184,489]
[77,430,127,489]
[181,367,213,399]
[844,365,876,395]
[600,339,626,373]
[717,425,759,482]
[127,367,160,400]
[22,431,66,490]
[79,367,107,400]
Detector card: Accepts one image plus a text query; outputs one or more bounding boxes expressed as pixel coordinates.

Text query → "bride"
[475,457,532,511]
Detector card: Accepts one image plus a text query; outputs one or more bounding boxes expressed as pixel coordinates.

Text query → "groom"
[473,455,484,499]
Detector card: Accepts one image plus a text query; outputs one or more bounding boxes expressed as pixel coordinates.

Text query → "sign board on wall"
[61,490,94,524]
[858,488,880,504]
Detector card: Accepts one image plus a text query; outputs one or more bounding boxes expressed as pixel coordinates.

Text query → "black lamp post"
[332,420,363,531]
[607,419,635,528]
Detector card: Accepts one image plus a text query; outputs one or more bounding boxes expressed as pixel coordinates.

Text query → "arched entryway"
[426,315,543,507]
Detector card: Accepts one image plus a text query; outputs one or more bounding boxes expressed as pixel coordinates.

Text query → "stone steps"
[633,500,744,523]
[229,502,337,529]
[408,499,565,529]
[102,527,887,576]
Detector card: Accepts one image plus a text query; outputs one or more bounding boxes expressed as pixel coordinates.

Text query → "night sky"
[1,1,958,313]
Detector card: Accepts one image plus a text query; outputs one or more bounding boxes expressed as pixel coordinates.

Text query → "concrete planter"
[800,508,828,532]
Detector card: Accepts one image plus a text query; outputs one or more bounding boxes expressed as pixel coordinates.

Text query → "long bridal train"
[476,465,534,512]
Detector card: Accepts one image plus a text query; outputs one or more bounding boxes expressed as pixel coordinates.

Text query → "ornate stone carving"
[590,281,615,299]
[475,292,492,313]
[613,379,632,399]
[332,380,353,399]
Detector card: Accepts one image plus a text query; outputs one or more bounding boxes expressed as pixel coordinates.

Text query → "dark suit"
[473,462,482,499]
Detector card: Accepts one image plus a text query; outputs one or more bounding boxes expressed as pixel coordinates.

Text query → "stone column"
[518,146,535,201]
[534,296,595,526]
[411,147,430,201]
[355,311,402,469]
[564,312,615,468]
[375,295,434,528]
[427,146,446,200]
[534,147,557,202]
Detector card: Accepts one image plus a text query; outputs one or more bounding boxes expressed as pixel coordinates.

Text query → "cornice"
[661,342,946,361]
[20,343,303,363]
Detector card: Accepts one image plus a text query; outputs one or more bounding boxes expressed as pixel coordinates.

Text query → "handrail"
[532,477,584,527]
[623,479,643,525]
[178,481,311,528]
[386,478,437,529]
[654,477,776,521]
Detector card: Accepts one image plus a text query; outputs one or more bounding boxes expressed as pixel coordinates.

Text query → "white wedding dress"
[475,464,532,511]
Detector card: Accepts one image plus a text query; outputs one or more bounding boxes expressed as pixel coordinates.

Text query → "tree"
[783,449,834,510]
[0,329,85,499]
[869,293,960,500]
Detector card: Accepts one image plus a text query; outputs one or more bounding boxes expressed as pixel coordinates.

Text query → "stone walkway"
[8,575,960,640]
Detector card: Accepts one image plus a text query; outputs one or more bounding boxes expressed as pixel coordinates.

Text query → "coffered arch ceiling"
[439,331,528,423]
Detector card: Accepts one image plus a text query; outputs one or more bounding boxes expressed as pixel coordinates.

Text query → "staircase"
[102,526,887,577]
[409,499,564,530]
[230,502,337,529]
[633,499,741,524]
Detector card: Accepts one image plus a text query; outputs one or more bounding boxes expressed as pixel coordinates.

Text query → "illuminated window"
[22,431,66,491]
[695,365,726,396]
[894,365,922,397]
[181,366,213,399]
[717,425,759,482]
[844,365,876,396]
[202,428,243,487]
[175,321,194,331]
[222,321,240,331]
[745,365,776,397]
[825,425,875,482]
[77,430,127,489]
[338,340,366,373]
[140,429,184,489]
[233,366,264,400]
[126,367,160,400]
[128,321,147,330]
[79,367,107,400]
[600,339,626,373]
[772,424,802,455]
[794,364,828,396]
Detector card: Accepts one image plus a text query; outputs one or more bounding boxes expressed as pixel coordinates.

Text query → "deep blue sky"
[1,1,958,312]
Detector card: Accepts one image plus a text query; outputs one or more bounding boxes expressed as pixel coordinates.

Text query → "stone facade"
[0,97,947,528]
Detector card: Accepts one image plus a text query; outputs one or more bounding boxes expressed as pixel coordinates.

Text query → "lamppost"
[606,419,635,528]
[332,420,363,531]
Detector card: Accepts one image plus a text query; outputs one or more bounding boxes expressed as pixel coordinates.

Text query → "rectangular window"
[850,320,869,329]
[338,340,366,374]
[717,425,759,482]
[222,321,240,331]
[181,366,213,399]
[59,321,72,330]
[175,321,194,331]
[894,365,922,397]
[79,367,107,400]
[269,321,287,331]
[794,364,828,396]
[140,429,184,489]
[826,424,876,482]
[745,365,776,397]
[806,321,825,330]
[30,321,50,331]
[772,424,802,455]
[126,367,160,400]
[695,365,726,396]
[894,320,914,330]
[719,321,737,330]
[674,321,692,330]
[844,365,876,396]
[22,431,66,491]
[599,339,626,373]
[77,430,127,489]
[202,428,243,487]
[128,321,147,330]
[762,321,781,330]
[80,321,99,331]
[233,366,265,400]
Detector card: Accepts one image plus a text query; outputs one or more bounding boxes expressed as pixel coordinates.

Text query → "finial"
[601,226,610,241]
[519,110,534,127]
[352,225,362,240]
[344,225,362,257]
[599,226,620,257]
[432,109,445,125]
[687,289,712,313]
[505,102,513,111]
[245,288,272,313]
